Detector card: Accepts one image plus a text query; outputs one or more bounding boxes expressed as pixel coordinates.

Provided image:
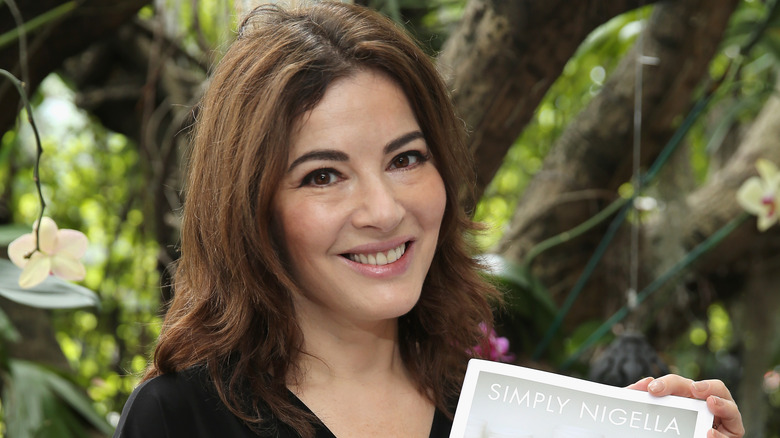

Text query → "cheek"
[274,198,341,261]
[276,206,310,256]
[421,173,447,230]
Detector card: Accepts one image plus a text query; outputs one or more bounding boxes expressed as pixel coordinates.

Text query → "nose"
[350,176,405,232]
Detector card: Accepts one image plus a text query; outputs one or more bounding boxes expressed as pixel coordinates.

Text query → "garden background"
[1,0,779,437]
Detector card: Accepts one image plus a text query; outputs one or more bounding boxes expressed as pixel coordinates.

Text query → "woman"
[114,3,744,438]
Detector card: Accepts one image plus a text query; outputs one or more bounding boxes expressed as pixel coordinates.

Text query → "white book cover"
[451,359,714,438]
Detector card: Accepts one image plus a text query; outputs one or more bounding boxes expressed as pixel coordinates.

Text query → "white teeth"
[347,243,406,266]
[386,249,398,263]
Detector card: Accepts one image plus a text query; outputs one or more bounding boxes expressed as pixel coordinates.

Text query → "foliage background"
[1,0,779,436]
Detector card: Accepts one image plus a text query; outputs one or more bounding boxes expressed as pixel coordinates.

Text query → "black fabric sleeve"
[112,370,256,438]
[113,367,450,438]
[112,376,174,438]
[428,407,454,438]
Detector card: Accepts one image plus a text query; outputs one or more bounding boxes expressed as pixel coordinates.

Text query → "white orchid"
[7,217,88,288]
[737,159,780,232]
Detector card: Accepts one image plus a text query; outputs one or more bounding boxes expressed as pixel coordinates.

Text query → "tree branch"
[0,0,151,134]
[439,0,665,199]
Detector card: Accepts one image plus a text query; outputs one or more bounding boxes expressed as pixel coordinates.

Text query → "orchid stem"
[0,68,46,255]
[1,0,46,255]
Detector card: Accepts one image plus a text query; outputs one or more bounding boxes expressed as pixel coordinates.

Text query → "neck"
[291,311,407,388]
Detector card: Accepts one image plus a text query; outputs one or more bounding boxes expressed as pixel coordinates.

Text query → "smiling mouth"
[344,242,407,266]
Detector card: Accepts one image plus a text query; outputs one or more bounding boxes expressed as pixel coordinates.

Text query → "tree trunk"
[731,260,780,438]
[439,0,664,199]
[494,0,740,332]
[0,0,150,134]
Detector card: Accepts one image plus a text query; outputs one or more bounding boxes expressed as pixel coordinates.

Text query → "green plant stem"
[2,0,28,88]
[0,1,77,51]
[531,202,632,360]
[560,212,749,370]
[524,196,630,267]
[0,68,45,253]
[740,0,780,56]
[530,90,715,361]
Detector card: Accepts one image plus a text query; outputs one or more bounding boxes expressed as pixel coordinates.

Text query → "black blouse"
[113,367,453,438]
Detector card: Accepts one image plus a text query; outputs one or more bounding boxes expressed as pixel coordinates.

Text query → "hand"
[628,375,744,438]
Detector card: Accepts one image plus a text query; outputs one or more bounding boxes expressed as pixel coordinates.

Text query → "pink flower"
[7,217,88,288]
[764,370,780,393]
[471,322,516,363]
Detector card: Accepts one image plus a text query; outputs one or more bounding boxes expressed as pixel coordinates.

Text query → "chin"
[367,292,422,322]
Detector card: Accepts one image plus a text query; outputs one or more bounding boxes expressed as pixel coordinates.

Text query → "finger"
[645,376,743,437]
[646,374,695,397]
[626,376,654,391]
[706,395,744,438]
[690,379,735,402]
[709,418,743,438]
[691,380,743,437]
[709,426,727,438]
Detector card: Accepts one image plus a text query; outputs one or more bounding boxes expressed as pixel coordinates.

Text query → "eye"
[389,151,429,170]
[301,168,341,187]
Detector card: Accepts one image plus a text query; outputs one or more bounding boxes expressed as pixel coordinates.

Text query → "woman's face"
[273,69,447,329]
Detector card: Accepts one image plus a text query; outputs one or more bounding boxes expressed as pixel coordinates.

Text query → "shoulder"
[429,407,454,438]
[119,367,217,418]
[113,367,254,438]
[131,367,216,404]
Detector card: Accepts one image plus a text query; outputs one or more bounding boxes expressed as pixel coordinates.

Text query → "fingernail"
[693,381,710,392]
[710,395,723,406]
[649,379,665,393]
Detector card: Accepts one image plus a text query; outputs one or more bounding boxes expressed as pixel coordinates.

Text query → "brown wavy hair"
[146,2,499,436]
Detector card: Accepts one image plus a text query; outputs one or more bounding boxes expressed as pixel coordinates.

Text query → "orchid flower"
[764,369,780,393]
[7,217,88,288]
[472,322,516,363]
[737,159,780,231]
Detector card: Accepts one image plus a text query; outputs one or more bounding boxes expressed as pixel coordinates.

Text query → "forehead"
[288,70,420,158]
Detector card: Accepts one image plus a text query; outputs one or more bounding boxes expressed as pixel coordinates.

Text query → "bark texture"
[439,0,664,199]
[0,0,150,134]
[495,0,740,327]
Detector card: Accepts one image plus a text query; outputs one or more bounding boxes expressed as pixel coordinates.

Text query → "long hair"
[147,2,499,436]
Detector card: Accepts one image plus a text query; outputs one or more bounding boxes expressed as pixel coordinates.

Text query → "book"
[451,359,714,438]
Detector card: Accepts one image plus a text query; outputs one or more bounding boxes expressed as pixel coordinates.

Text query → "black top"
[113,367,453,438]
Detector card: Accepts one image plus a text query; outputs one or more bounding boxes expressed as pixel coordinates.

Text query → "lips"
[345,242,407,266]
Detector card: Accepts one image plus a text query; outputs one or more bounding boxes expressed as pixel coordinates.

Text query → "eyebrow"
[384,130,425,155]
[286,130,425,172]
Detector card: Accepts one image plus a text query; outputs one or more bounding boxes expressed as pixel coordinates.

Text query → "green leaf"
[3,361,46,438]
[44,362,115,435]
[0,223,30,246]
[0,260,100,309]
[0,305,20,343]
[0,306,17,378]
[481,254,560,356]
[481,253,557,313]
[480,253,531,290]
[3,359,113,438]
